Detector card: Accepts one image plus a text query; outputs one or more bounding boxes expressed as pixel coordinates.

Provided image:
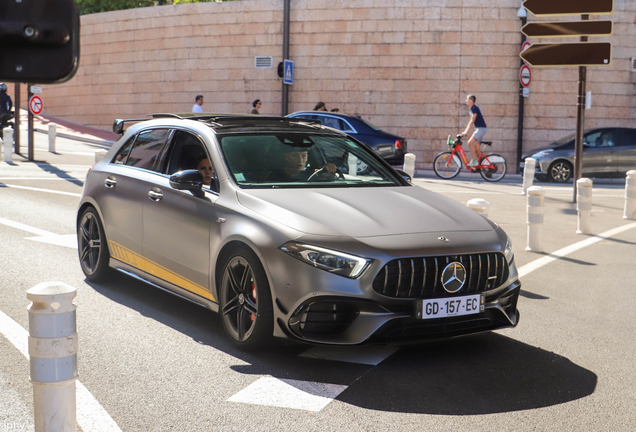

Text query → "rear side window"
[112,136,135,165]
[620,129,636,147]
[125,129,170,172]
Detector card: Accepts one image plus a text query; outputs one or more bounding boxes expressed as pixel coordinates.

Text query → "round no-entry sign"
[521,41,531,65]
[29,95,43,115]
[520,64,531,87]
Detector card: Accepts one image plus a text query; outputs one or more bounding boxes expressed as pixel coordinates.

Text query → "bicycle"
[433,135,507,182]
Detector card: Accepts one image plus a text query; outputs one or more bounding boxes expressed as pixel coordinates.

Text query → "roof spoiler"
[112,113,183,134]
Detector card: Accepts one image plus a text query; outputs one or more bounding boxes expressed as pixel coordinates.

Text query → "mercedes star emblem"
[441,262,466,293]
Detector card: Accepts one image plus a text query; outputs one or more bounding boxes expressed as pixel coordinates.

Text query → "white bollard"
[467,198,490,218]
[403,153,416,179]
[27,282,78,432]
[522,157,536,195]
[48,123,57,152]
[95,149,107,163]
[348,153,358,176]
[624,170,636,220]
[3,127,13,163]
[576,178,593,234]
[526,186,545,252]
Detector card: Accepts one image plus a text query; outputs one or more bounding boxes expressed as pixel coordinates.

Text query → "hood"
[237,187,493,237]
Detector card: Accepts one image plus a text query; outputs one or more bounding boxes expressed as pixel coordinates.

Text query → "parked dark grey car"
[77,115,520,350]
[286,111,407,170]
[521,127,636,182]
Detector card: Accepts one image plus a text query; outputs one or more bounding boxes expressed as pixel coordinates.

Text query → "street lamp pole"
[516,4,527,174]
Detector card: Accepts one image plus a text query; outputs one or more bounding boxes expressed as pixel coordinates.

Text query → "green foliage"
[74,0,239,15]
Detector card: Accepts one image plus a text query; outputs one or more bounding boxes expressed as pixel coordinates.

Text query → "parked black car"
[286,111,407,171]
[520,127,636,182]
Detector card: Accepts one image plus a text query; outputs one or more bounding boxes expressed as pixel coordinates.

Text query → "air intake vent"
[255,56,273,69]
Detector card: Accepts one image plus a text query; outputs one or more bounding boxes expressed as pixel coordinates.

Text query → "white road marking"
[0,183,82,197]
[0,217,77,249]
[300,345,397,366]
[518,222,636,278]
[0,309,122,431]
[0,177,85,181]
[26,234,78,249]
[227,377,347,411]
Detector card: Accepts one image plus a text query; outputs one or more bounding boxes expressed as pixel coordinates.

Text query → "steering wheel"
[307,167,345,182]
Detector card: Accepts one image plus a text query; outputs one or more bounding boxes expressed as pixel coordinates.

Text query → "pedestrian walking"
[314,102,327,111]
[192,95,204,113]
[251,99,261,114]
[461,94,488,167]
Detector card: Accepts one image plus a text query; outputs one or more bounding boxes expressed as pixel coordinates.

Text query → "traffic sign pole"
[574,15,589,203]
[28,85,34,161]
[516,14,528,174]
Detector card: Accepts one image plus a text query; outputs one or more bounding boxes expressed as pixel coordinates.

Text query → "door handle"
[148,189,163,202]
[104,177,116,188]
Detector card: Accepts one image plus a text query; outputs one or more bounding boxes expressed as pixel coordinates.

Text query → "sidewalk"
[16,109,118,147]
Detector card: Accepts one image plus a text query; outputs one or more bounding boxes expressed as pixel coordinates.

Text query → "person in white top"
[192,95,204,113]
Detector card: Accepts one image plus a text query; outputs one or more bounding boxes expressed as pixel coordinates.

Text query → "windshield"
[218,133,403,188]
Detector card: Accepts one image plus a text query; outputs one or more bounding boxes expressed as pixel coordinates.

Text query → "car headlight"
[280,242,370,279]
[532,149,553,159]
[504,237,514,263]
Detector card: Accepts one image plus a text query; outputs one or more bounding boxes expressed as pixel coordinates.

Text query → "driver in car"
[265,146,338,182]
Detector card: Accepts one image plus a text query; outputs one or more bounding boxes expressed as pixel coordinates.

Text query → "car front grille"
[372,252,509,299]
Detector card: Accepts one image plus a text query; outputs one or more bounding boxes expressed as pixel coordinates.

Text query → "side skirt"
[110,259,219,313]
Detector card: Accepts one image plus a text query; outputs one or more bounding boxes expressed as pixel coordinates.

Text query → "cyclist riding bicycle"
[460,94,487,167]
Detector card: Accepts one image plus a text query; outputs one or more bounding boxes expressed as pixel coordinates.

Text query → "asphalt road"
[1,134,635,431]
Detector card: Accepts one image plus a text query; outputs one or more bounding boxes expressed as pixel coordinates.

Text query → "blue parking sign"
[283,59,294,85]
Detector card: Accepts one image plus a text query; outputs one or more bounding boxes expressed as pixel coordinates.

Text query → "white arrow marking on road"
[518,222,636,278]
[0,309,122,432]
[0,183,82,197]
[0,217,77,249]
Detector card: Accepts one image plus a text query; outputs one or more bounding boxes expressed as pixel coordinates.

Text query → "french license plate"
[416,294,483,320]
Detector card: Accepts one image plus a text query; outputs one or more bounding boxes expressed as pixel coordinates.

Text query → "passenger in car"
[195,154,214,188]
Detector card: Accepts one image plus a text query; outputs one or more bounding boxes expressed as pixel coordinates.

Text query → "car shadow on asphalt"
[87,271,596,415]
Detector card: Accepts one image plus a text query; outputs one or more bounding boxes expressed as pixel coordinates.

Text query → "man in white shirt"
[192,95,204,113]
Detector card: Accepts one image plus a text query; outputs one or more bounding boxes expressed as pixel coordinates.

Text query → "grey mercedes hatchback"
[77,115,520,350]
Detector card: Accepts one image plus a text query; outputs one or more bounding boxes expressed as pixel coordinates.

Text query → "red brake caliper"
[251,281,256,321]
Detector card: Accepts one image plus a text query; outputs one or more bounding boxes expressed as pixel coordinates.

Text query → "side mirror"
[394,169,412,183]
[0,0,80,84]
[169,170,204,198]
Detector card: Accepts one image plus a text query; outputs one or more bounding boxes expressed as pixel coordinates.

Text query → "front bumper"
[279,259,521,346]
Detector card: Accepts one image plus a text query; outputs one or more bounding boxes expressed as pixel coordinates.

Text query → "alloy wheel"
[221,257,259,342]
[79,211,102,276]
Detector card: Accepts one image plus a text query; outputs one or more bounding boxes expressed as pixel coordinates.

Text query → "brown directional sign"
[523,0,614,16]
[520,42,612,67]
[522,21,613,38]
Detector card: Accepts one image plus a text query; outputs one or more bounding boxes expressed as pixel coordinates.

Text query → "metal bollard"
[526,186,544,252]
[95,149,107,163]
[576,178,593,234]
[624,170,636,220]
[3,127,13,163]
[522,157,536,195]
[27,282,78,432]
[348,153,358,176]
[48,123,57,152]
[467,198,490,218]
[403,153,416,179]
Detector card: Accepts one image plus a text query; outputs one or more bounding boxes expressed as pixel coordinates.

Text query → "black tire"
[479,153,507,182]
[535,174,549,182]
[433,151,462,179]
[77,207,111,282]
[548,160,573,183]
[218,245,273,350]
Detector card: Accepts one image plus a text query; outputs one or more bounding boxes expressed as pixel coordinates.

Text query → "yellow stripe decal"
[109,241,215,302]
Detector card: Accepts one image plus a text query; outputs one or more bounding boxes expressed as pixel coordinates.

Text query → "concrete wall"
[17,0,636,167]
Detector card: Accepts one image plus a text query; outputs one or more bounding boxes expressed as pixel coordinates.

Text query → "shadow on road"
[35,161,84,187]
[87,271,596,416]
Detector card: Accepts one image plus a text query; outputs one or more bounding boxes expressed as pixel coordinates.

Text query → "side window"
[125,129,170,172]
[112,136,136,165]
[583,131,602,148]
[322,116,342,130]
[618,129,636,147]
[165,130,217,190]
